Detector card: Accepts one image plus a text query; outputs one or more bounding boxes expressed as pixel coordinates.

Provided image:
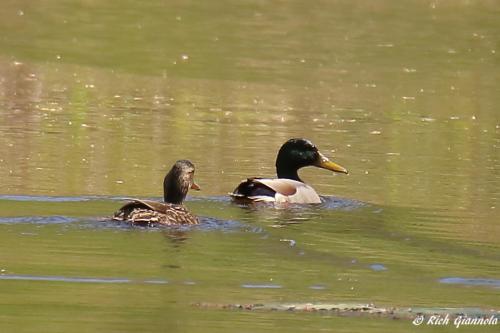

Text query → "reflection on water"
[0,195,99,202]
[0,215,79,224]
[0,274,134,284]
[0,193,499,331]
[241,284,283,289]
[439,278,500,288]
[0,0,499,332]
[369,264,388,272]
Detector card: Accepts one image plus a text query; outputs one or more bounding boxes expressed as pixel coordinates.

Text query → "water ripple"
[0,274,133,284]
[0,195,99,202]
[369,264,388,271]
[241,283,283,289]
[96,216,262,234]
[320,196,366,210]
[0,194,231,203]
[0,216,79,224]
[439,277,500,288]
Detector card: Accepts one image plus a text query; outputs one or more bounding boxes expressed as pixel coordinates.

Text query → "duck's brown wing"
[113,199,162,219]
[113,199,198,225]
[231,178,321,203]
[158,204,199,225]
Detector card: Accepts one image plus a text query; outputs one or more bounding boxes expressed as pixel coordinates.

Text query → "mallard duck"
[230,138,348,204]
[113,160,200,225]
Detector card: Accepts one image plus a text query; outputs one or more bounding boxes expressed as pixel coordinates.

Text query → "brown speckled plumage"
[113,160,200,226]
[113,199,198,226]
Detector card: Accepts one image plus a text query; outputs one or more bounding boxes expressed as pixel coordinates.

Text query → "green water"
[0,0,499,332]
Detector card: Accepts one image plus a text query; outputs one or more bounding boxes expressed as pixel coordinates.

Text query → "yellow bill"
[315,152,348,174]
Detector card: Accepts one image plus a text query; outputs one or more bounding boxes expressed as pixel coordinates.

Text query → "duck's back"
[231,178,322,204]
[114,199,198,225]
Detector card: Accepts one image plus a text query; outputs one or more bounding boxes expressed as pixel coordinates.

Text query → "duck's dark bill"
[191,182,201,191]
[315,153,348,174]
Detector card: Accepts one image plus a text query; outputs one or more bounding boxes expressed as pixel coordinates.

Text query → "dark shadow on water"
[2,195,498,268]
[0,213,263,235]
[223,195,368,227]
[98,216,262,234]
[0,194,365,210]
[320,195,367,210]
[0,194,263,232]
[226,195,366,211]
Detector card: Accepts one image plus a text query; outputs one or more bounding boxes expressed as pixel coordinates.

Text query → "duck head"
[275,138,348,181]
[163,160,200,204]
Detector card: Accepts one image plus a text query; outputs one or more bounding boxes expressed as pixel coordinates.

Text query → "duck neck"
[163,172,188,204]
[276,163,302,182]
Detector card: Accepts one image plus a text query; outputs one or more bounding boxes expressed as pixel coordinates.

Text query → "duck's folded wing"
[231,178,321,203]
[114,199,167,219]
[113,199,195,222]
[252,178,297,196]
[231,178,285,198]
[132,199,170,213]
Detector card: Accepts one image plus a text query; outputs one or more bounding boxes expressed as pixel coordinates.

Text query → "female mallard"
[113,160,200,225]
[230,138,348,204]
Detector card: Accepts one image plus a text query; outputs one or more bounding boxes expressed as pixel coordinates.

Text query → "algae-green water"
[0,1,498,332]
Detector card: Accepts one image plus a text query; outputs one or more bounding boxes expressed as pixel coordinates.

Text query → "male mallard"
[113,160,200,225]
[230,138,348,204]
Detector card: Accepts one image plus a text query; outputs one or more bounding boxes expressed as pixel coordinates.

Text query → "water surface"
[0,1,499,332]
